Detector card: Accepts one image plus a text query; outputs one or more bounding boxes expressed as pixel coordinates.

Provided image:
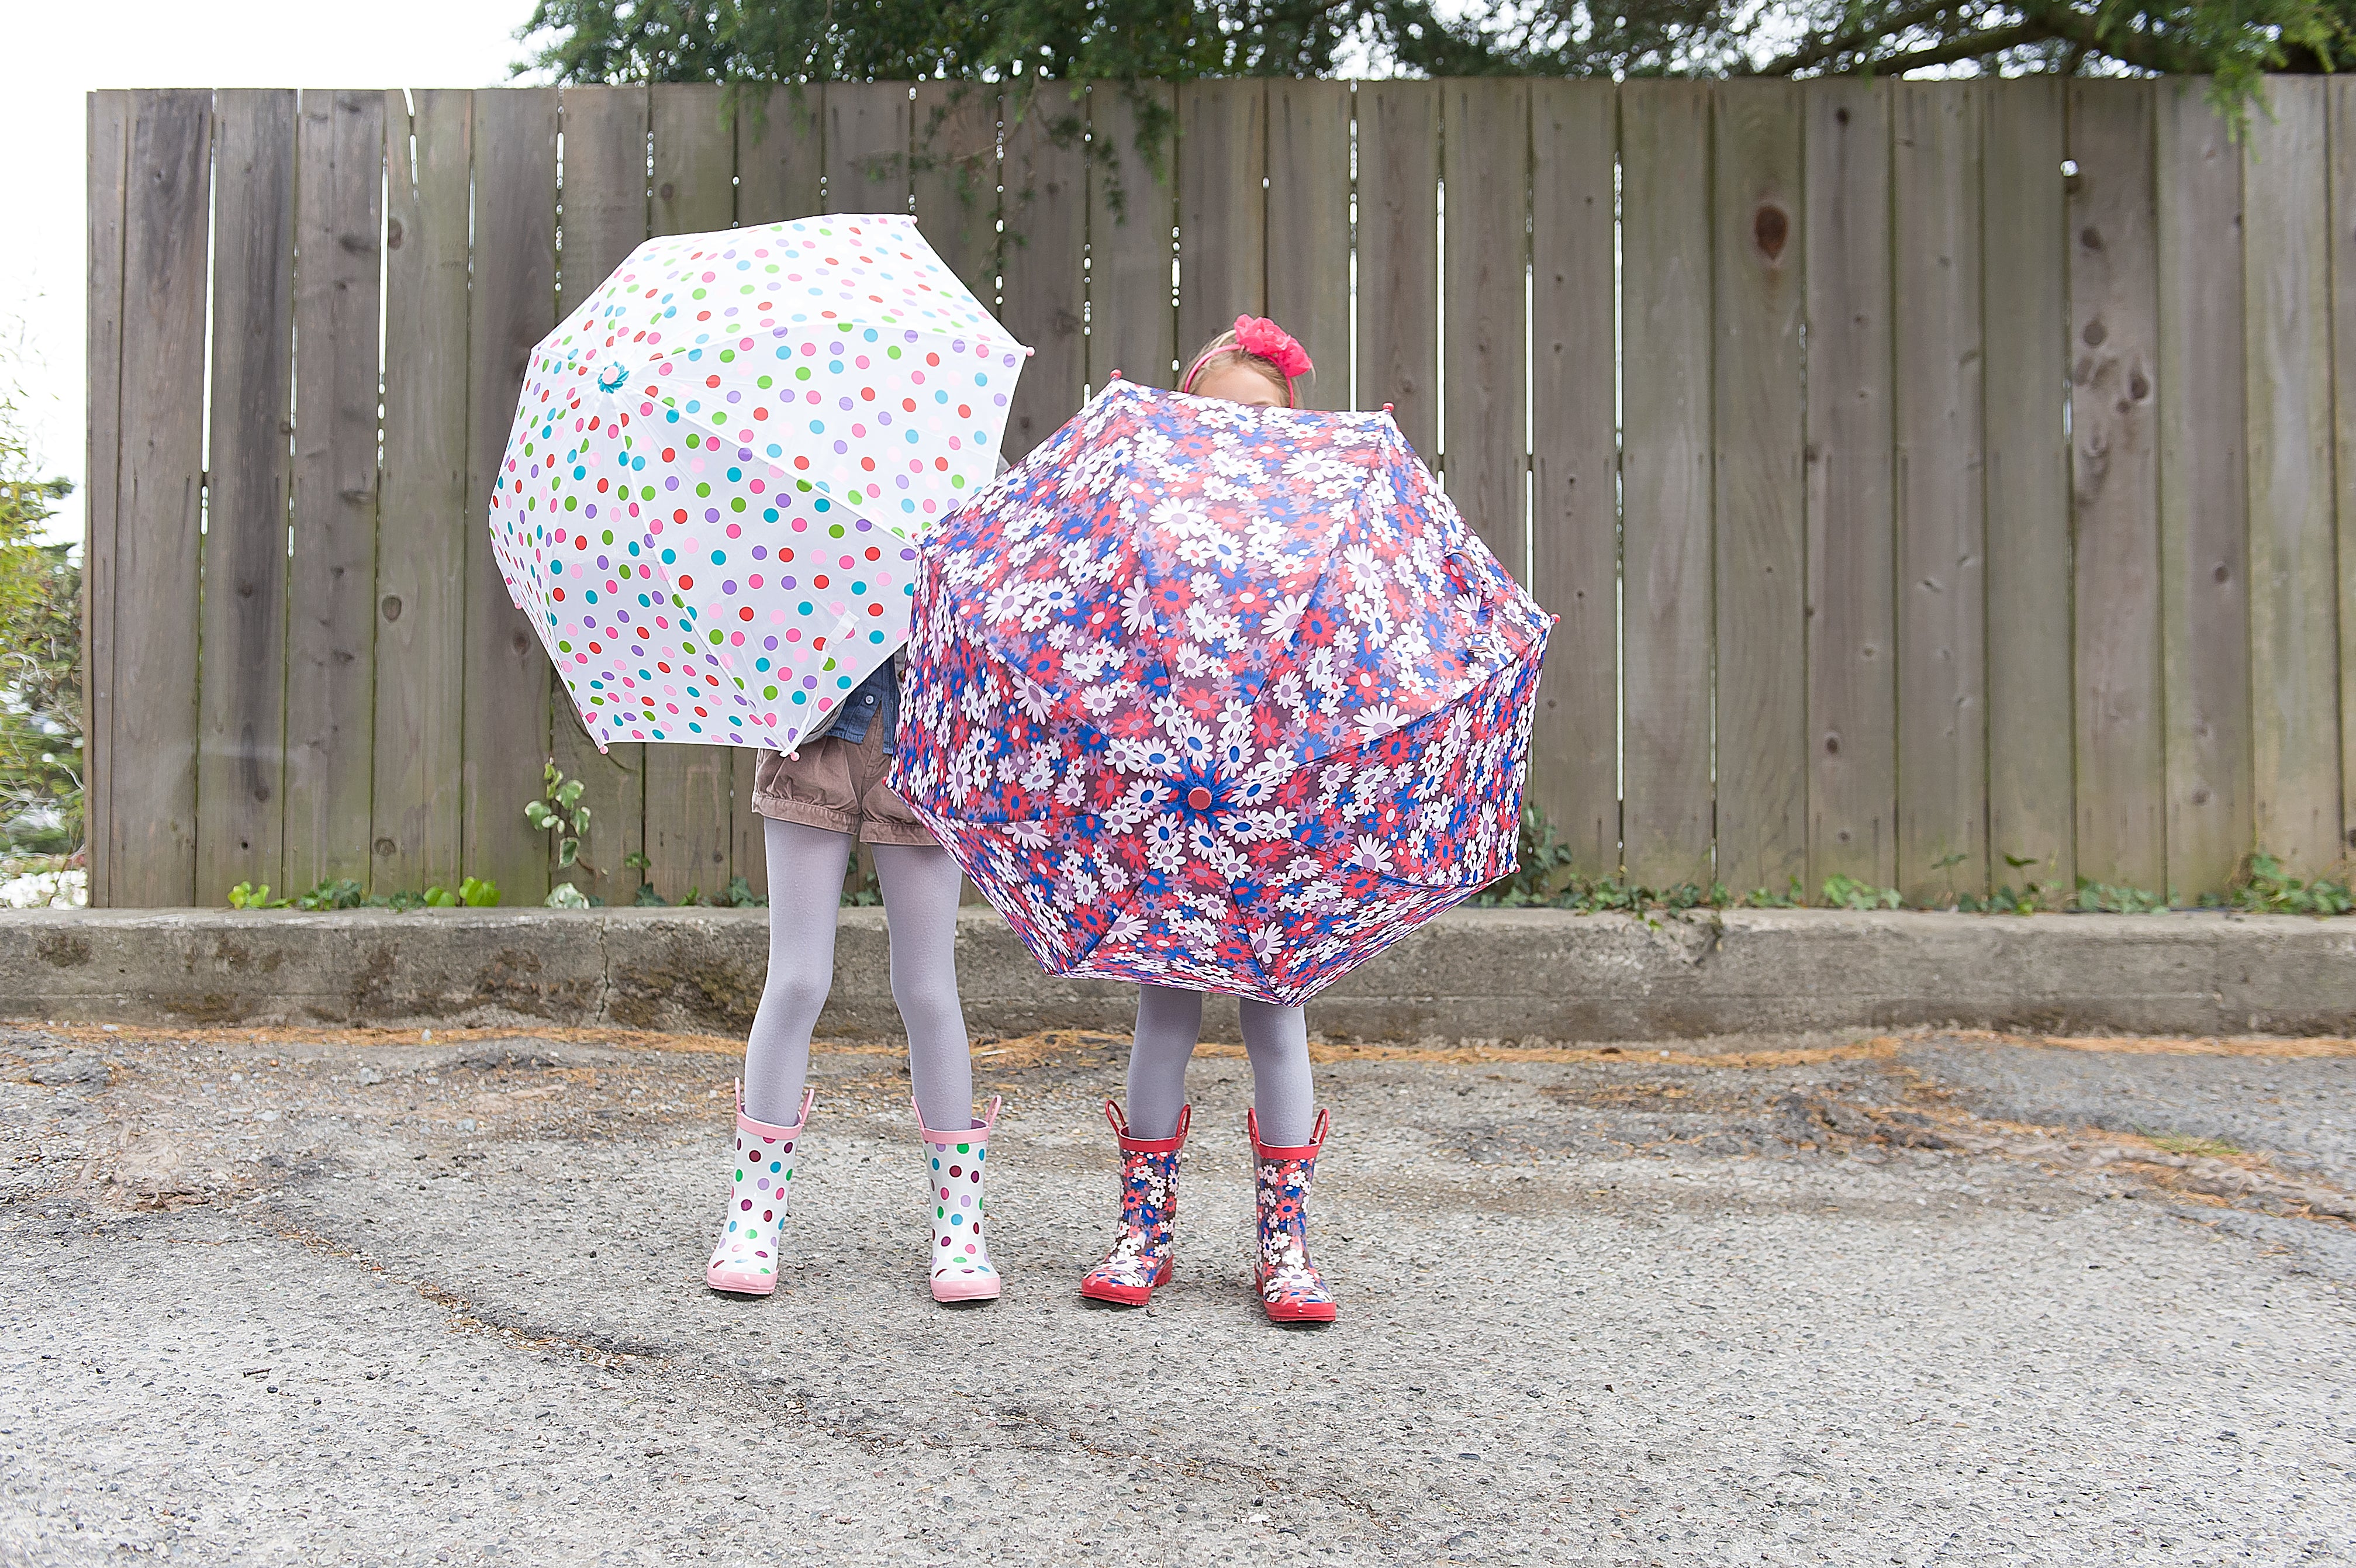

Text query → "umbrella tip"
[1108,368,1122,379]
[1381,402,1395,414]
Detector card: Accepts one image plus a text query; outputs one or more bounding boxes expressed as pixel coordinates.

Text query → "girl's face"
[1192,360,1287,408]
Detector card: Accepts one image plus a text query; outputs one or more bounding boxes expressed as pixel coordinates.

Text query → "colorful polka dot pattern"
[486,213,1031,753]
[918,1095,1001,1303]
[707,1082,814,1296]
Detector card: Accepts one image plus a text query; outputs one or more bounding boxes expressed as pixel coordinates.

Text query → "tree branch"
[2013,0,2204,74]
[1781,0,2210,81]
[1841,20,2054,74]
[1759,0,1975,75]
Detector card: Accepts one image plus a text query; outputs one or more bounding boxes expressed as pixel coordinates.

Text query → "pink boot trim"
[707,1082,814,1296]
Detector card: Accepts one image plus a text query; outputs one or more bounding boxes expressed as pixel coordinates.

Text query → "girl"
[704,653,1001,1305]
[1079,317,1339,1325]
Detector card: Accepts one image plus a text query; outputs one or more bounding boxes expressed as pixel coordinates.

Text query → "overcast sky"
[1,0,550,545]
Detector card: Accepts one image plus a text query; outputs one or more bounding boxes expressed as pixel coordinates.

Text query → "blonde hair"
[1179,330,1299,406]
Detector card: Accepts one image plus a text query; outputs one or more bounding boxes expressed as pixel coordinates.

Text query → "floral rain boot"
[1080,1100,1191,1307]
[919,1095,1004,1304]
[1249,1107,1337,1324]
[706,1082,815,1297]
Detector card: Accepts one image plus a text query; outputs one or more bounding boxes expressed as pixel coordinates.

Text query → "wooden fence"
[86,78,2356,908]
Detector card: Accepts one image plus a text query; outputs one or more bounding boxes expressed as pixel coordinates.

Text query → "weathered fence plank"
[736,85,821,225]
[825,81,910,215]
[108,91,213,907]
[1356,81,1438,461]
[652,84,732,238]
[911,81,999,305]
[374,89,474,896]
[285,91,386,893]
[1087,82,1176,390]
[2242,78,2344,874]
[1892,83,1988,903]
[84,91,130,905]
[1618,82,1715,889]
[1526,80,1618,876]
[2155,80,2252,899]
[2332,80,2356,868]
[1805,79,1896,890]
[1003,84,1088,457]
[2068,81,2167,894]
[1265,80,1352,406]
[1442,78,1530,575]
[1981,78,2075,892]
[1711,80,1807,897]
[645,84,742,906]
[461,87,558,903]
[550,85,652,906]
[1177,80,1267,362]
[195,90,295,900]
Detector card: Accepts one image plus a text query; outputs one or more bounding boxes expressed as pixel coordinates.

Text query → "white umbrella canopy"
[488,213,1029,750]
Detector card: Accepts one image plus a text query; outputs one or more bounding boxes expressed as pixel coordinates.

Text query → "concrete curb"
[4,907,2353,1041]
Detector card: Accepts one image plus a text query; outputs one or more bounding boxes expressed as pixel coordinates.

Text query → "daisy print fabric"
[892,380,1552,1005]
[486,214,1029,752]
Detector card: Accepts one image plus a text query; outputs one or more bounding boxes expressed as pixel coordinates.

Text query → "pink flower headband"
[1180,315,1315,405]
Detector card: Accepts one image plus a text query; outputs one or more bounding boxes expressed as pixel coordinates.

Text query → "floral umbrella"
[892,380,1553,1005]
[486,214,1030,750]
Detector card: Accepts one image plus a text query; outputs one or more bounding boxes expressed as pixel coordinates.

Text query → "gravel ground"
[2,1021,2351,1566]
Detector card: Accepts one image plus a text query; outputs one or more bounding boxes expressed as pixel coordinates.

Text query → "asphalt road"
[2,1021,2350,1566]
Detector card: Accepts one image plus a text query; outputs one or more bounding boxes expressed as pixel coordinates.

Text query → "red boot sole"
[1079,1260,1172,1307]
[1263,1299,1337,1324]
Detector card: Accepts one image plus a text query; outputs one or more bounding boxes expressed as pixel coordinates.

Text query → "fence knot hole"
[1752,204,1788,263]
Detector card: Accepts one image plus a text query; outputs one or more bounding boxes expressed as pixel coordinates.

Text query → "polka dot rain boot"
[1249,1106,1337,1324]
[918,1095,1003,1304]
[706,1081,815,1297]
[1079,1100,1191,1307]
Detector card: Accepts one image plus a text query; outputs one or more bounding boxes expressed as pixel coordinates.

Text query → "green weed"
[227,881,288,910]
[2072,878,2170,914]
[1820,875,1902,911]
[2229,854,2354,917]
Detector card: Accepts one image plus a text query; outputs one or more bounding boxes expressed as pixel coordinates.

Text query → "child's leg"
[869,842,973,1130]
[1126,984,1205,1140]
[1238,1000,1316,1146]
[743,818,854,1124]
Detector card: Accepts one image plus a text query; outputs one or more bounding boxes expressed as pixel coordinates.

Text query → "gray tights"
[741,818,974,1131]
[1125,984,1316,1146]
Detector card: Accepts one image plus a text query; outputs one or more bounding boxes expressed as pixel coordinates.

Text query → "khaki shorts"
[749,721,936,847]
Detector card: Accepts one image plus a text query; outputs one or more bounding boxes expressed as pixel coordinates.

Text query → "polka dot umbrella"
[488,214,1030,752]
